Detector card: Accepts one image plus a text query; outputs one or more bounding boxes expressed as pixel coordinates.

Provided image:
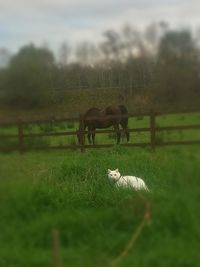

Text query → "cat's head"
[107,169,121,180]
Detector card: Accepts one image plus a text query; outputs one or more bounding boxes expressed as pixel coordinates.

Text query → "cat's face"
[107,169,121,180]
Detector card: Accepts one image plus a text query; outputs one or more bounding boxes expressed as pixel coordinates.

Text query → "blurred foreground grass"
[0,146,200,267]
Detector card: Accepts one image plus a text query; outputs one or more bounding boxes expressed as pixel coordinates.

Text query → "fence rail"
[0,111,199,153]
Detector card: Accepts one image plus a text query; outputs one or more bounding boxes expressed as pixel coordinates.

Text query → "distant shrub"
[137,116,144,120]
[66,122,75,129]
[58,122,67,130]
[39,123,55,133]
[24,124,33,132]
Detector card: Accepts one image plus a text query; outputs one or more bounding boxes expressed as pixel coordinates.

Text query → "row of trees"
[0,23,200,111]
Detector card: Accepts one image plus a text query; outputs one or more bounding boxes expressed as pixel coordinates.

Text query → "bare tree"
[58,42,71,66]
[76,41,99,66]
[0,48,12,68]
[100,29,123,62]
[122,25,143,58]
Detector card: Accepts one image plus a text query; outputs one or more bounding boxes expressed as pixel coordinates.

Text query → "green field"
[0,112,200,266]
[0,144,200,267]
[0,112,200,149]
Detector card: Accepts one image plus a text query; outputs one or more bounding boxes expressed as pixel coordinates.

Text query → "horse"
[77,105,129,145]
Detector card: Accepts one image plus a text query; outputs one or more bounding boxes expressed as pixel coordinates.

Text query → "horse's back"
[83,105,128,127]
[84,107,101,117]
[105,105,128,114]
[85,105,128,116]
[83,107,103,128]
[105,105,120,115]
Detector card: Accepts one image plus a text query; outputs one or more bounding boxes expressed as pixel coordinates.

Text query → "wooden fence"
[0,111,200,153]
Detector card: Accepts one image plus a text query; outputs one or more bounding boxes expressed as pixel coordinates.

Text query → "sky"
[0,0,200,54]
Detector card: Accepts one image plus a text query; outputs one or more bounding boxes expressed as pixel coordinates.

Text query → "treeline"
[0,23,200,111]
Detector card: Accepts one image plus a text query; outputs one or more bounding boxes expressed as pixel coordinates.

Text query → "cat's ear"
[115,168,119,172]
[107,169,111,173]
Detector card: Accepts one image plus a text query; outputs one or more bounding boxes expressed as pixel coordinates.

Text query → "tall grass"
[0,146,200,266]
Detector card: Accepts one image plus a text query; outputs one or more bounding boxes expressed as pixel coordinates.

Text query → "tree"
[0,48,11,68]
[58,42,71,66]
[76,41,99,66]
[122,24,150,59]
[5,44,55,108]
[158,30,196,63]
[154,30,200,106]
[100,30,123,62]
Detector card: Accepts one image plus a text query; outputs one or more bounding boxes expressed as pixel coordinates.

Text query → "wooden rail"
[0,111,199,153]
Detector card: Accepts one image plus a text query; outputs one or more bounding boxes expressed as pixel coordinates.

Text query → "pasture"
[0,112,200,267]
[0,111,200,150]
[0,147,200,267]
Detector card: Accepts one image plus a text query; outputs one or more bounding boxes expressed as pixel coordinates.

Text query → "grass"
[0,111,199,148]
[0,145,200,267]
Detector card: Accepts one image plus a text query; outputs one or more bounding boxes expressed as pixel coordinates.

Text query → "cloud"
[0,0,200,53]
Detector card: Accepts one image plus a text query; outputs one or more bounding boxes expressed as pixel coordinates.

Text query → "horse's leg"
[87,133,91,144]
[123,127,130,142]
[87,126,96,145]
[123,126,130,142]
[114,124,121,144]
[120,119,130,142]
[92,128,95,145]
[88,131,92,144]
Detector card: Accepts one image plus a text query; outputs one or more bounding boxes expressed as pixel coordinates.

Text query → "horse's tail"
[118,105,128,115]
[119,105,128,124]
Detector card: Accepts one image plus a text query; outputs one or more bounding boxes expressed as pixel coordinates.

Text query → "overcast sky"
[1,0,200,53]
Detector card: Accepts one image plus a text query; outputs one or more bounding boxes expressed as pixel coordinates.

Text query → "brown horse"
[78,105,129,145]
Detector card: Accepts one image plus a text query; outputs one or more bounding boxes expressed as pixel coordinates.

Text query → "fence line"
[52,229,62,267]
[1,109,199,126]
[0,111,200,153]
[109,194,151,267]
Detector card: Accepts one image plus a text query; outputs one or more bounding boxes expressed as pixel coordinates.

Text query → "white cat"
[107,168,149,191]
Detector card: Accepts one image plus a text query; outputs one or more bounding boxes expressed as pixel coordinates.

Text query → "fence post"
[18,122,24,154]
[52,228,62,267]
[79,114,85,152]
[150,112,156,150]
